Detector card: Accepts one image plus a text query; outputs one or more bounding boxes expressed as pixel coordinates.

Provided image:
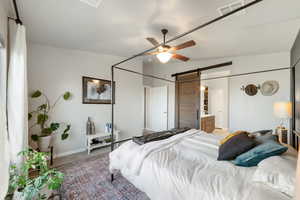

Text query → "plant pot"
[38,135,52,152]
[13,190,24,200]
[13,187,52,200]
[39,187,52,199]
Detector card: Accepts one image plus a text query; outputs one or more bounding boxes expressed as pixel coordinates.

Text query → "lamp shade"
[273,101,292,119]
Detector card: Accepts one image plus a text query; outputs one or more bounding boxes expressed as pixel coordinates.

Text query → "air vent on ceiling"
[218,0,246,16]
[79,0,103,8]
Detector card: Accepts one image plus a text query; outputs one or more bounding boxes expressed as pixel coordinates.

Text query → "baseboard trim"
[144,128,156,132]
[54,148,86,158]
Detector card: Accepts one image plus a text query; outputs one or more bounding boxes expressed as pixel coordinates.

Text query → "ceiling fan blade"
[146,37,160,46]
[171,40,196,51]
[144,51,160,55]
[172,54,190,62]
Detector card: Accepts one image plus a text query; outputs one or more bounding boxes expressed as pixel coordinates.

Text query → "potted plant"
[29,90,71,151]
[7,149,64,200]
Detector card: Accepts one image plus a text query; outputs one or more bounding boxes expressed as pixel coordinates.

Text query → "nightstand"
[276,127,288,144]
[86,131,120,154]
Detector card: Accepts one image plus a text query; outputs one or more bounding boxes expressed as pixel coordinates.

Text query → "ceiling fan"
[145,29,196,63]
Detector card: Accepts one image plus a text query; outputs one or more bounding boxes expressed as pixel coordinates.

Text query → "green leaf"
[37,114,48,125]
[61,133,69,140]
[31,90,42,98]
[63,125,71,134]
[63,92,71,100]
[8,149,63,199]
[38,104,47,111]
[41,128,52,135]
[50,123,60,131]
[31,134,39,141]
[28,113,32,120]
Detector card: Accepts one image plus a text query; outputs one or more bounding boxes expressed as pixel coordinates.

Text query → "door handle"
[196,110,199,120]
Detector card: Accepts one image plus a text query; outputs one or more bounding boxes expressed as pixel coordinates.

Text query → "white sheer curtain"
[0,35,9,200]
[8,24,28,167]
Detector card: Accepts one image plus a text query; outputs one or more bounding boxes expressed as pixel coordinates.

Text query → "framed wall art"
[82,76,115,104]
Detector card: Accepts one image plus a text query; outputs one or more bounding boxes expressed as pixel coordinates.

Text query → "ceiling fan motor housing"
[161,29,168,35]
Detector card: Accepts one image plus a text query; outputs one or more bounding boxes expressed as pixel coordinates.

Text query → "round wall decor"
[244,84,258,96]
[260,80,279,96]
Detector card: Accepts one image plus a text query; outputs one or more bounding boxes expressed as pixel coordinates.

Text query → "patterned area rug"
[57,153,150,200]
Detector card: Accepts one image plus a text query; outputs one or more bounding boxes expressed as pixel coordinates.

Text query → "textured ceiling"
[13,0,300,61]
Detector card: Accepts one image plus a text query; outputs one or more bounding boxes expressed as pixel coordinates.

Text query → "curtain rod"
[12,0,22,25]
[111,0,264,67]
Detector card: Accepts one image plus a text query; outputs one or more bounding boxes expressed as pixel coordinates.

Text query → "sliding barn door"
[175,72,200,129]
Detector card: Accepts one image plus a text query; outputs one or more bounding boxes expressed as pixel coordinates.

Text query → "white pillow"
[252,155,297,197]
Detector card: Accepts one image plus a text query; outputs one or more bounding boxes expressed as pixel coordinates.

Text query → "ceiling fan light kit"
[156,52,173,63]
[145,29,196,63]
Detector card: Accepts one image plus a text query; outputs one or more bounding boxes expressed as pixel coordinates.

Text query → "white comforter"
[109,129,291,200]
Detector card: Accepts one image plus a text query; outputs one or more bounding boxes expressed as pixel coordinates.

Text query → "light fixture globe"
[156,52,172,63]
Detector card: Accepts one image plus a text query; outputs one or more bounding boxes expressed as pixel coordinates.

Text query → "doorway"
[201,71,230,131]
[144,86,168,132]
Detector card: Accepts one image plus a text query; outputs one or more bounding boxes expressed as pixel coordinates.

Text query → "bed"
[109,129,294,200]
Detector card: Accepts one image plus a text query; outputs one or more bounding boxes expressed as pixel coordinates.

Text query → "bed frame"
[109,0,299,182]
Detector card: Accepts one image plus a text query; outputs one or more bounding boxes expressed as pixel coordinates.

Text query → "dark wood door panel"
[175,72,200,129]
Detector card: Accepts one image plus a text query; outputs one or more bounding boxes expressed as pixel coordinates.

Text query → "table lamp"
[273,101,292,143]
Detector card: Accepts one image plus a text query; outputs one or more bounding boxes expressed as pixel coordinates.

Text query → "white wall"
[148,52,291,132]
[28,43,144,157]
[230,69,290,132]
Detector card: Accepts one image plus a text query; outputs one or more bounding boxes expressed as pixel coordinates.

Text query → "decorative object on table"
[260,80,279,96]
[240,84,260,96]
[86,117,96,135]
[29,90,72,152]
[105,123,113,133]
[273,101,292,144]
[86,131,120,154]
[6,149,64,200]
[82,76,115,104]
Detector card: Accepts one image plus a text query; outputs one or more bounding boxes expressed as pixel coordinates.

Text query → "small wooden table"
[86,131,120,154]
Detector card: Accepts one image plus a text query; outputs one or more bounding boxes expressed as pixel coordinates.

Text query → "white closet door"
[150,86,168,131]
